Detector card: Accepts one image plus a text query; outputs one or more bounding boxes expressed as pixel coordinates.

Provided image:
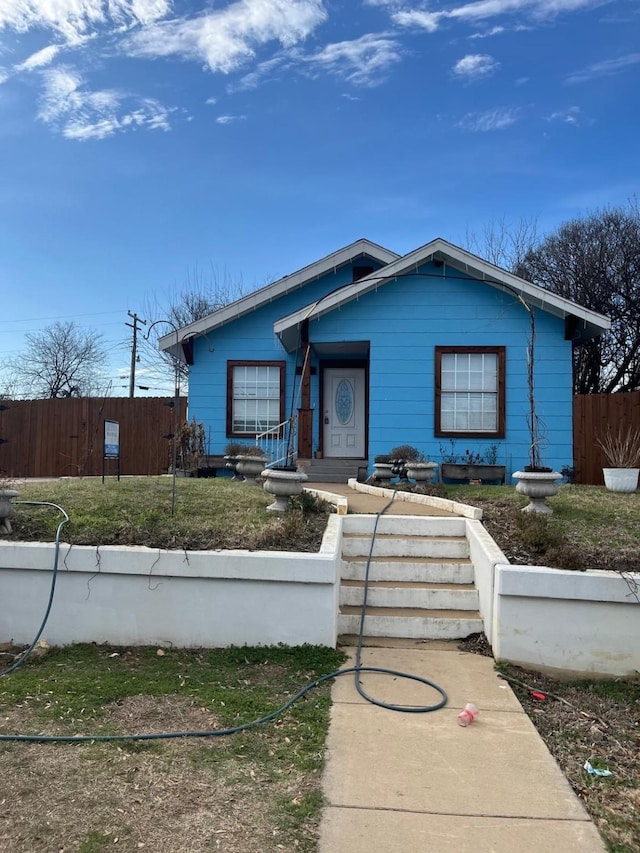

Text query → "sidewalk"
[305,482,459,516]
[319,640,605,852]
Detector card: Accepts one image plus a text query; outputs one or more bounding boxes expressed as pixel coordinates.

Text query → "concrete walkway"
[319,640,605,852]
[305,482,459,516]
[310,483,604,851]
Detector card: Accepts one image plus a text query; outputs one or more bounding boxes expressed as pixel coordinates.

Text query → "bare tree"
[465,216,539,272]
[518,201,640,394]
[10,321,108,398]
[140,265,250,386]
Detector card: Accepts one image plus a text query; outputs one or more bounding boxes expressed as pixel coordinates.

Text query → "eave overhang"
[158,239,400,361]
[273,237,611,352]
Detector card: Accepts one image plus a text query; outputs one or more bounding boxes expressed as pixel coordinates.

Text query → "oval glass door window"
[335,380,354,425]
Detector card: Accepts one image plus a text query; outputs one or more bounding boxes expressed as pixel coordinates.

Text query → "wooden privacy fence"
[573,391,640,485]
[1,393,637,483]
[0,397,187,478]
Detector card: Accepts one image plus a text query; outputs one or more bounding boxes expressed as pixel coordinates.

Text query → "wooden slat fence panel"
[0,397,187,478]
[573,391,640,484]
[3,393,638,483]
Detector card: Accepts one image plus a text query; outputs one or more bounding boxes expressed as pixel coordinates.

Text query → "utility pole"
[126,311,146,398]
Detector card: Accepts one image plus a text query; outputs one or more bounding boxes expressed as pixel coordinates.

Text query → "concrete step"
[338,606,483,639]
[342,515,467,537]
[341,555,475,584]
[307,473,359,483]
[305,459,366,483]
[340,580,479,610]
[341,533,469,559]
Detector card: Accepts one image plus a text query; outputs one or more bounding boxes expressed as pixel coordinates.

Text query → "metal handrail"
[256,415,298,468]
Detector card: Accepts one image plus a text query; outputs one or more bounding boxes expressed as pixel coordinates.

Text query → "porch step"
[340,579,479,610]
[338,513,481,641]
[305,458,366,483]
[341,556,475,584]
[342,533,469,559]
[337,606,483,640]
[343,515,467,536]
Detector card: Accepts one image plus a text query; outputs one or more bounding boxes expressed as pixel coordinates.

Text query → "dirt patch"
[0,694,323,852]
[505,666,640,851]
[458,636,640,852]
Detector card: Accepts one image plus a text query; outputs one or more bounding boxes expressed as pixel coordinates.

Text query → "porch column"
[297,321,313,459]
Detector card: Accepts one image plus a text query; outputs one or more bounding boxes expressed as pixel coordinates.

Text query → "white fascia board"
[158,239,400,356]
[273,237,611,345]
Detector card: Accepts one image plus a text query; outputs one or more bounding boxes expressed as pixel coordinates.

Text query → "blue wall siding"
[188,260,574,476]
[305,262,573,474]
[188,261,383,454]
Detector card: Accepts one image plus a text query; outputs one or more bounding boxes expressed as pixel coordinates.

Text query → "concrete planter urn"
[262,467,308,512]
[405,461,438,484]
[603,467,639,493]
[373,462,395,486]
[512,469,562,514]
[0,489,19,535]
[224,455,240,479]
[235,455,268,483]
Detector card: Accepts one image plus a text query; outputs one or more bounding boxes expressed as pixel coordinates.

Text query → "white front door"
[323,367,366,458]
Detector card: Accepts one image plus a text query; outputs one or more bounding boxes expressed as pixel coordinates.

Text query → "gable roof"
[274,237,611,351]
[158,238,400,359]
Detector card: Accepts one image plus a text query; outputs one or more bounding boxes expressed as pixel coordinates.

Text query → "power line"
[0,310,126,325]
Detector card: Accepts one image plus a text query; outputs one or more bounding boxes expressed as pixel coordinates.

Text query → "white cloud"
[469,25,505,37]
[309,32,402,86]
[205,97,217,105]
[0,0,171,44]
[379,0,614,32]
[392,10,442,31]
[216,114,246,124]
[38,65,172,139]
[123,0,327,73]
[447,0,609,25]
[566,52,640,84]
[546,105,581,123]
[458,107,519,130]
[230,56,289,92]
[14,44,61,71]
[452,53,498,79]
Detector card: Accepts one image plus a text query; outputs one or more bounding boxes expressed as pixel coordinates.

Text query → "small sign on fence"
[104,420,120,458]
[103,419,120,482]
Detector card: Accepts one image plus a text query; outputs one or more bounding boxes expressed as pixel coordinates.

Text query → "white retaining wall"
[465,519,508,635]
[492,564,640,678]
[0,515,342,649]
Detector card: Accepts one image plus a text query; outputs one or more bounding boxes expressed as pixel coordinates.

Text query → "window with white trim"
[227,361,285,435]
[435,347,505,437]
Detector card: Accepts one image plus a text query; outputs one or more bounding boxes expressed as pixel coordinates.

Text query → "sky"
[0,0,638,396]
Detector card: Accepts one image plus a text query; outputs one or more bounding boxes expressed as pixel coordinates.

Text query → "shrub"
[224,442,249,456]
[241,445,268,458]
[389,445,422,462]
[515,512,563,556]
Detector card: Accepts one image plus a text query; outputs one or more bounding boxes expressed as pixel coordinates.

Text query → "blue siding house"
[159,238,609,479]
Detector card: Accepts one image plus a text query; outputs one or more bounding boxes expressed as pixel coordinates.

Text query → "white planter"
[262,468,308,512]
[603,467,639,493]
[405,462,438,484]
[0,489,19,535]
[235,455,268,483]
[373,463,395,485]
[512,470,562,514]
[224,455,239,479]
